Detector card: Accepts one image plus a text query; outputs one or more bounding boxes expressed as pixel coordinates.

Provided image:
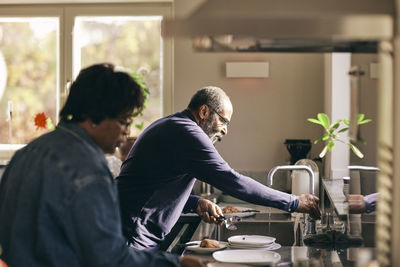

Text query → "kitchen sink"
[215,213,297,246]
[214,213,375,248]
[251,212,292,221]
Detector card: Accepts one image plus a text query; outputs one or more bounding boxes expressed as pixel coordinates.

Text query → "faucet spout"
[348,165,380,172]
[267,165,315,195]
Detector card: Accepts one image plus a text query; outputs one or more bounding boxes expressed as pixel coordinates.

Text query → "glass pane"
[74,16,162,136]
[0,18,58,145]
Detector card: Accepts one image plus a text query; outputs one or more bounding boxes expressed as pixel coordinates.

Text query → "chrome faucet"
[348,165,379,172]
[267,165,315,195]
[267,165,317,237]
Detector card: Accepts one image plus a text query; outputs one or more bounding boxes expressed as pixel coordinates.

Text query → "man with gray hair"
[117,86,320,250]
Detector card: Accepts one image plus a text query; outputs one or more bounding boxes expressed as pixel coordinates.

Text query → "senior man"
[117,86,321,250]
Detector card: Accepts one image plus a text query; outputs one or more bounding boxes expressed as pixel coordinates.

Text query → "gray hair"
[187,86,229,113]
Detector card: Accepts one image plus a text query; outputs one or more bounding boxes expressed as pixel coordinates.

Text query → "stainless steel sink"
[217,221,297,246]
[216,213,297,246]
[251,213,292,221]
[214,212,375,248]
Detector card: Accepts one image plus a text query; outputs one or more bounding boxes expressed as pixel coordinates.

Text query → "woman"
[0,63,203,267]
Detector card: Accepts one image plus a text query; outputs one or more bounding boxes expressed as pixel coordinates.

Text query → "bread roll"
[200,239,220,248]
[222,205,241,214]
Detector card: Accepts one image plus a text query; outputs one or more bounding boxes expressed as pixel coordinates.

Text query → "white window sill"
[0,144,26,162]
[0,0,172,4]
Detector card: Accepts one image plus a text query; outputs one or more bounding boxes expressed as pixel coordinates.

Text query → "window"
[74,16,162,136]
[0,17,58,144]
[0,4,172,159]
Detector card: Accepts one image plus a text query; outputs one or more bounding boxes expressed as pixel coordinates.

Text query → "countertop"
[184,202,376,266]
[184,245,376,267]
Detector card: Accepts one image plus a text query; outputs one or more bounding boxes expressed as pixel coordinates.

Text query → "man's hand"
[348,194,365,214]
[295,194,321,220]
[180,255,206,267]
[196,198,223,224]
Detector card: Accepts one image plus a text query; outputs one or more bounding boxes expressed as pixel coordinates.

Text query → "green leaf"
[135,122,144,130]
[330,122,340,132]
[307,118,323,125]
[317,113,330,129]
[322,133,330,141]
[327,140,335,151]
[358,113,365,123]
[349,143,364,158]
[338,127,349,133]
[46,117,55,130]
[358,119,372,125]
[130,71,150,132]
[314,137,323,144]
[343,119,350,125]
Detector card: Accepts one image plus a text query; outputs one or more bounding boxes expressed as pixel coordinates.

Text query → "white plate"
[212,249,281,265]
[207,263,250,267]
[185,241,228,254]
[229,242,281,250]
[228,235,276,246]
[221,205,257,218]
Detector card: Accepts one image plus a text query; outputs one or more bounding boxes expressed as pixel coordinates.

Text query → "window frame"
[0,3,173,160]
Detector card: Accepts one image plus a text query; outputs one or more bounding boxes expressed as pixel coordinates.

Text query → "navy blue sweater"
[117,109,299,249]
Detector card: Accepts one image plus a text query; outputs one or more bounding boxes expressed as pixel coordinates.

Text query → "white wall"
[173,1,378,187]
[174,38,325,174]
[350,54,379,195]
[350,54,378,168]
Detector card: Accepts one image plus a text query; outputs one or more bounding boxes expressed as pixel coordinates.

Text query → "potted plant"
[130,71,150,131]
[307,113,371,158]
[114,71,150,162]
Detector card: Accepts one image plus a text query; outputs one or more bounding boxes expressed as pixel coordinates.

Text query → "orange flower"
[34,112,48,130]
[0,259,8,267]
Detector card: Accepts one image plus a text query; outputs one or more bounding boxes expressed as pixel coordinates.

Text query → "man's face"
[199,113,221,143]
[199,99,233,144]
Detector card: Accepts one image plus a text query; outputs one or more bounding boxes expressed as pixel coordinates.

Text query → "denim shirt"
[0,121,179,267]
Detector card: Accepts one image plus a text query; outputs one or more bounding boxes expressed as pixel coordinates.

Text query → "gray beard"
[198,115,221,144]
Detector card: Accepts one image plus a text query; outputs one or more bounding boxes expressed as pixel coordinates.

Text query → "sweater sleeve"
[182,195,202,213]
[364,193,378,213]
[178,126,299,212]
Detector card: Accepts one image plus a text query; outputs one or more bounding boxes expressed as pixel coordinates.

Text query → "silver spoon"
[218,216,241,230]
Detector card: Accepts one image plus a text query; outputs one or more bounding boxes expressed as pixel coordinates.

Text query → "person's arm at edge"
[178,122,318,218]
[364,193,378,213]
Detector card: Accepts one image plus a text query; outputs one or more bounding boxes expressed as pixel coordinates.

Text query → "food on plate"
[222,205,242,214]
[200,239,220,248]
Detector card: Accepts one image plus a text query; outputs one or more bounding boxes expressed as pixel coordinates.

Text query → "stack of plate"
[212,250,281,266]
[227,235,281,250]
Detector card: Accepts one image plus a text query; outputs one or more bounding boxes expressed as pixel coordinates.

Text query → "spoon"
[217,216,241,230]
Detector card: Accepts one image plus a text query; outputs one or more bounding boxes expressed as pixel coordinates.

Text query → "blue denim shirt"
[0,121,179,267]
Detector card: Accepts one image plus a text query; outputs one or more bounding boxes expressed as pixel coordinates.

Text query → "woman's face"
[92,114,133,154]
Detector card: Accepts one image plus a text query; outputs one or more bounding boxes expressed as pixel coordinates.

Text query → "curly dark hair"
[60,63,144,124]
